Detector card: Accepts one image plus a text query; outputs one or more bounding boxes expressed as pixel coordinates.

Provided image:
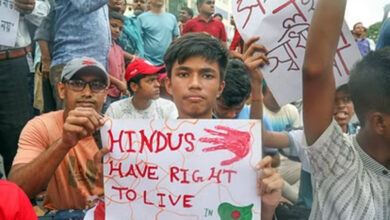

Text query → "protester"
[303,0,390,218]
[8,57,109,212]
[163,33,283,220]
[0,180,37,220]
[213,13,223,21]
[105,58,178,119]
[178,7,194,34]
[138,0,179,65]
[0,0,38,177]
[183,0,227,46]
[352,22,371,57]
[50,0,111,110]
[102,10,128,113]
[115,0,146,60]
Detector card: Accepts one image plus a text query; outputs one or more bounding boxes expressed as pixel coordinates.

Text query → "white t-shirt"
[105,97,178,119]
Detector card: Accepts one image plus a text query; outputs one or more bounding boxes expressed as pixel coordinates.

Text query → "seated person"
[105,58,178,119]
[8,57,110,210]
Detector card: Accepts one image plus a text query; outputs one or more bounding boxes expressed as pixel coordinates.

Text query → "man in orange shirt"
[8,57,109,210]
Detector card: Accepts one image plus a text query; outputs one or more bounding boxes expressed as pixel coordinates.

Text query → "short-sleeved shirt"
[355,37,371,57]
[13,111,104,210]
[105,96,178,119]
[107,41,125,97]
[0,180,37,220]
[138,11,179,65]
[182,16,227,42]
[263,104,301,131]
[284,130,313,209]
[305,120,390,220]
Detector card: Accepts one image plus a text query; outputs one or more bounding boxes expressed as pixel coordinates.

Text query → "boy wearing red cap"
[105,58,178,119]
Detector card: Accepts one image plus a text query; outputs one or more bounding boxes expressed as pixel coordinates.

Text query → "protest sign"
[101,119,262,220]
[0,0,19,47]
[232,0,361,105]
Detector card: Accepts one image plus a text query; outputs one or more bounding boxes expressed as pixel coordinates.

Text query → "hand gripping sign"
[232,0,362,105]
[101,119,262,220]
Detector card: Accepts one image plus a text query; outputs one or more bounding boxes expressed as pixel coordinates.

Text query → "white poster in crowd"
[232,0,361,105]
[0,0,19,47]
[101,119,262,220]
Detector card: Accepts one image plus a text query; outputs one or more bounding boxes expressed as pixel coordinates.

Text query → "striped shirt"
[305,120,390,220]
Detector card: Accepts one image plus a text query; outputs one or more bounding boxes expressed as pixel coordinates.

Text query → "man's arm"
[302,0,347,145]
[69,0,110,13]
[38,40,51,78]
[8,108,105,198]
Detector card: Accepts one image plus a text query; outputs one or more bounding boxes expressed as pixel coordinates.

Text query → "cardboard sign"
[232,0,361,105]
[101,119,262,220]
[0,0,19,47]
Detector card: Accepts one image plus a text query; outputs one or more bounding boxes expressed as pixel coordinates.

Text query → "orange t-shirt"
[13,111,103,210]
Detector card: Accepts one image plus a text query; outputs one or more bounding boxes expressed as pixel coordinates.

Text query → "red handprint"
[199,126,251,166]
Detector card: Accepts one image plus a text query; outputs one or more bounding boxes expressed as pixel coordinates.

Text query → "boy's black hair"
[219,59,251,106]
[127,74,147,95]
[181,7,194,18]
[348,48,390,127]
[336,84,349,93]
[213,13,223,19]
[163,33,229,82]
[109,10,125,23]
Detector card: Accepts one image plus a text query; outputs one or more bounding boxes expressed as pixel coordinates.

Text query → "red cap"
[125,59,166,82]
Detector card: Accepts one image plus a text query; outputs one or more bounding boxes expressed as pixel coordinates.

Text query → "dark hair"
[163,33,229,82]
[109,10,125,23]
[213,13,223,19]
[127,74,147,95]
[181,7,194,18]
[348,48,390,127]
[336,84,349,93]
[196,0,205,8]
[219,59,251,106]
[353,22,363,30]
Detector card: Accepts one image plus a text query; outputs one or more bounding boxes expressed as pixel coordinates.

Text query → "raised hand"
[62,107,105,150]
[15,0,36,14]
[199,126,251,166]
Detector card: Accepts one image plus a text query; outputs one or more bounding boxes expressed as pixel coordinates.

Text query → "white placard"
[232,0,361,105]
[102,119,262,220]
[0,0,19,47]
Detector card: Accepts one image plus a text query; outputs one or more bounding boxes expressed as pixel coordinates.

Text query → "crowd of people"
[0,0,389,219]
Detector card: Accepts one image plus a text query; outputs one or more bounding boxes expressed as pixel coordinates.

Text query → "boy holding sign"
[303,0,390,219]
[163,33,283,220]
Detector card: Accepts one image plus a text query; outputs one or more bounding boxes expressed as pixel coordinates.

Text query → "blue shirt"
[138,11,179,65]
[376,18,390,50]
[52,0,111,68]
[355,38,371,57]
[116,14,145,58]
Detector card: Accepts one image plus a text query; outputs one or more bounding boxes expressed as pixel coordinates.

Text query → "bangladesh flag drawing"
[218,202,254,220]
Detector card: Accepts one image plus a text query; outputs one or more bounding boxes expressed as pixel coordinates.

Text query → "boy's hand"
[15,0,35,14]
[61,107,105,150]
[256,156,283,208]
[243,36,269,84]
[118,81,129,96]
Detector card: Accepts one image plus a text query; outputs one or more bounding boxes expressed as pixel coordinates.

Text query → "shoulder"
[106,98,132,118]
[155,98,176,107]
[24,111,63,132]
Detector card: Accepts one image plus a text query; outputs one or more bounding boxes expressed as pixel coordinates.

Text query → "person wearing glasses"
[8,57,110,212]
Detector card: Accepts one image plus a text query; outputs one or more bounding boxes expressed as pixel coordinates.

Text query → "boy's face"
[333,89,354,127]
[198,0,215,16]
[166,56,225,119]
[179,10,191,23]
[132,74,160,100]
[58,72,108,113]
[109,18,124,41]
[213,99,245,119]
